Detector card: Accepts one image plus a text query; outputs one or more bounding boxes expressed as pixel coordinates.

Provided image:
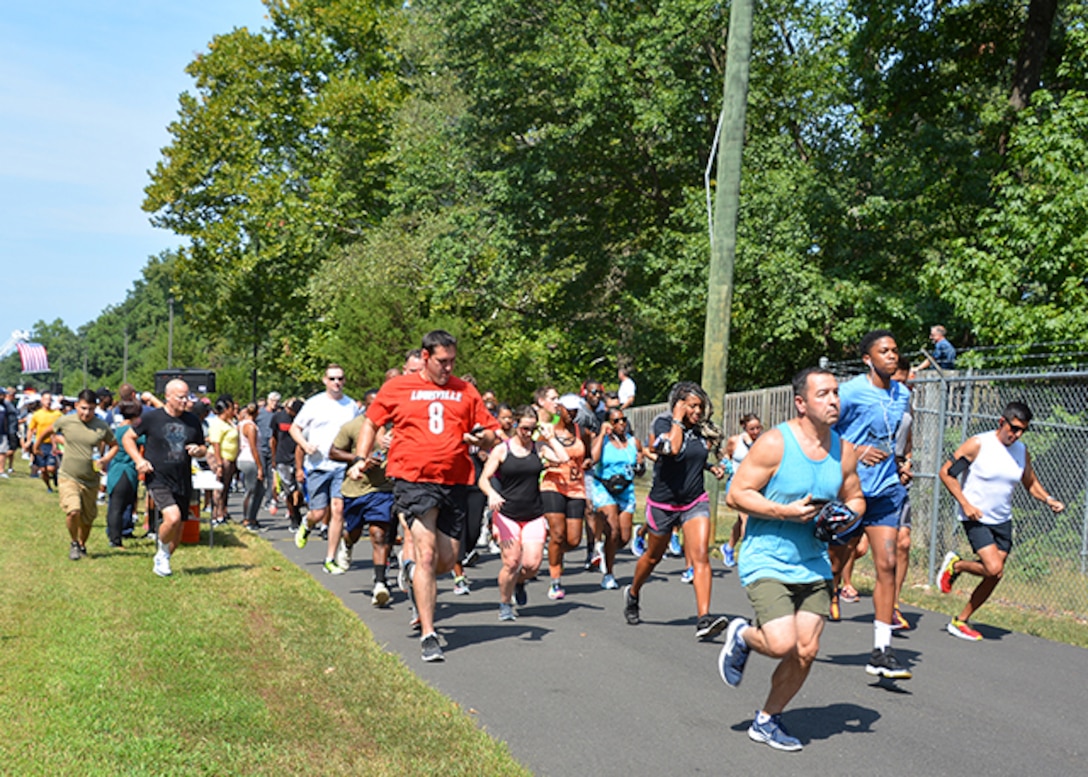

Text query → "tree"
[144,0,405,382]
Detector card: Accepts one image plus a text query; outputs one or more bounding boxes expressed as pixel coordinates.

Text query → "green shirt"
[54,414,115,487]
[332,416,391,499]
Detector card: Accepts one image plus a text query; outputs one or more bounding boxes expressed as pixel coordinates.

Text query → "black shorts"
[964,520,1013,554]
[393,480,467,540]
[541,492,586,519]
[147,483,189,515]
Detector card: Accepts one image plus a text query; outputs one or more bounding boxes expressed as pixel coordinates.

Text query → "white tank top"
[238,419,256,463]
[959,430,1026,525]
[731,436,752,469]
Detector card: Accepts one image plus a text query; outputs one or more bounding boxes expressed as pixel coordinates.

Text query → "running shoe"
[488,539,501,555]
[421,633,444,662]
[695,614,728,640]
[322,559,345,575]
[721,543,736,568]
[601,573,619,590]
[452,575,471,596]
[947,618,982,641]
[409,605,420,631]
[718,619,750,687]
[462,548,479,568]
[668,532,683,557]
[69,541,82,561]
[891,607,911,631]
[622,585,640,625]
[78,544,87,557]
[939,551,961,594]
[828,589,841,622]
[515,581,528,606]
[839,585,860,603]
[317,523,328,541]
[681,566,694,584]
[498,602,517,621]
[748,712,802,752]
[865,647,913,680]
[399,559,415,600]
[335,537,353,571]
[153,549,172,578]
[268,502,278,515]
[594,540,606,572]
[295,520,311,549]
[585,549,602,571]
[547,581,565,600]
[631,532,647,558]
[371,580,391,608]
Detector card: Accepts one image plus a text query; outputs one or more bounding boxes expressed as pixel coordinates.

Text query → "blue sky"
[0,1,268,352]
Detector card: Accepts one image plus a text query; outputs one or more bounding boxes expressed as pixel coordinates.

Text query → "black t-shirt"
[648,414,711,505]
[272,410,297,465]
[133,408,203,498]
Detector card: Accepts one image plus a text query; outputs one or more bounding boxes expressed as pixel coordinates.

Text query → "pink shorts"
[493,511,547,545]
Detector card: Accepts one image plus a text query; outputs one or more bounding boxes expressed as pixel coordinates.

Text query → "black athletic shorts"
[964,520,1013,554]
[541,492,586,519]
[393,480,467,540]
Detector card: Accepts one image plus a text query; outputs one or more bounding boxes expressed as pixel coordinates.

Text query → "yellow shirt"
[29,408,62,445]
[208,417,240,462]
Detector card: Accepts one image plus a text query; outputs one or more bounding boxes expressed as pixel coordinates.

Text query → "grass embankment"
[0,475,530,776]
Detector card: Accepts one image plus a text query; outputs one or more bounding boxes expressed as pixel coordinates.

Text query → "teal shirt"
[738,423,841,586]
[106,424,142,494]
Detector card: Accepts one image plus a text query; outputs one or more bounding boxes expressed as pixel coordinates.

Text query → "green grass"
[0,474,530,776]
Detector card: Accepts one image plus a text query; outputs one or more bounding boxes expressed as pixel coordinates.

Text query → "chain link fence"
[629,368,1088,620]
[909,368,1088,620]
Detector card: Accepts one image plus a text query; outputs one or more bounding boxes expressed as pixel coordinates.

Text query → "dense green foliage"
[10,0,1085,402]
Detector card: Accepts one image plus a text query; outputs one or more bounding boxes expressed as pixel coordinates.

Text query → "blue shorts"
[306,466,345,511]
[835,485,906,543]
[588,477,636,514]
[342,491,395,534]
[34,442,57,469]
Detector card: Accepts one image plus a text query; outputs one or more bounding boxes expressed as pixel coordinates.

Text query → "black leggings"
[106,476,137,545]
[461,485,486,558]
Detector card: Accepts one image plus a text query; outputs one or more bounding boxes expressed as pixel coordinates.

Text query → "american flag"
[16,342,50,374]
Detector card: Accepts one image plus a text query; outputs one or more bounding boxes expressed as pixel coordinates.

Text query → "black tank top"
[497,442,544,521]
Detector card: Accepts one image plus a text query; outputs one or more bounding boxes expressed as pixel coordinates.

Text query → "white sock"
[756,709,772,724]
[874,620,892,650]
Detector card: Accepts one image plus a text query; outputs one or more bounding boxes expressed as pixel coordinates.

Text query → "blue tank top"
[738,423,841,586]
[594,435,637,482]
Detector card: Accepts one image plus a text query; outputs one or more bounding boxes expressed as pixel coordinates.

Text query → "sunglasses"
[518,424,538,433]
[1003,418,1028,434]
[612,417,627,423]
[327,376,345,382]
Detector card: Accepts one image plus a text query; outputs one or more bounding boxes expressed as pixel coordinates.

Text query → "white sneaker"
[153,549,172,577]
[371,580,391,607]
[334,537,352,571]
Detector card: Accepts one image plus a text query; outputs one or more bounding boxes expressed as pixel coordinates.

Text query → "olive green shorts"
[745,577,832,626]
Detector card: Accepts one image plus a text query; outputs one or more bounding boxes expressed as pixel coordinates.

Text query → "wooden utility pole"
[702,0,754,539]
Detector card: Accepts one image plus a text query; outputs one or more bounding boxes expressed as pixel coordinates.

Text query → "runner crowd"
[1,325,1063,753]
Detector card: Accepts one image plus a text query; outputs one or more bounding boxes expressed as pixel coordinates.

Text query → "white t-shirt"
[618,377,636,407]
[293,392,358,471]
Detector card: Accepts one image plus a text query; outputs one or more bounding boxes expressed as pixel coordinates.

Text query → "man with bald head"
[126,379,207,577]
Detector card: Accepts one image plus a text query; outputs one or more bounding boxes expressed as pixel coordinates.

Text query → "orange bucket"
[181,519,201,544]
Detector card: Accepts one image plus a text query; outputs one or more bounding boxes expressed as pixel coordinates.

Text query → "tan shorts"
[59,477,98,526]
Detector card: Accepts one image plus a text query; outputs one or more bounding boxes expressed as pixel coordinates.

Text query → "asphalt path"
[248,503,1086,776]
